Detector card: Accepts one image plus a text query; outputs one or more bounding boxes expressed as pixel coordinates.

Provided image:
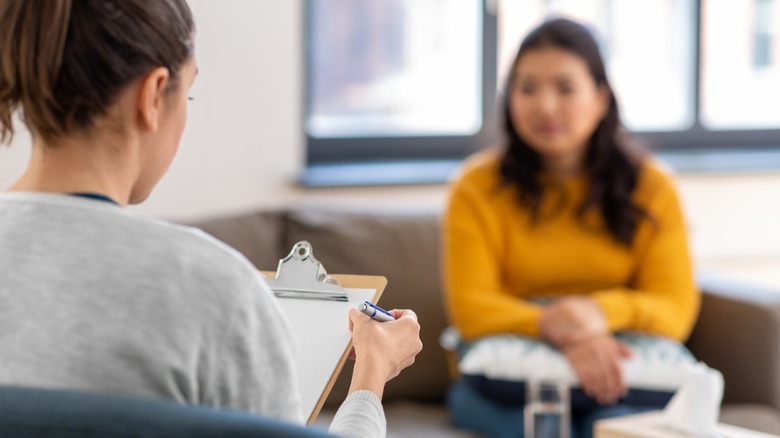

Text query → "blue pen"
[358,301,396,322]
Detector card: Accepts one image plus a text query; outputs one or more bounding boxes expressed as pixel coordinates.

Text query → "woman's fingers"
[565,335,627,405]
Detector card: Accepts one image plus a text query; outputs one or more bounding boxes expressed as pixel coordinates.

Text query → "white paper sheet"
[277,287,377,421]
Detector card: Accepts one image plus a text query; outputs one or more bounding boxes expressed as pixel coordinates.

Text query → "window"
[304,0,780,185]
[308,0,482,138]
[305,0,495,168]
[701,0,780,129]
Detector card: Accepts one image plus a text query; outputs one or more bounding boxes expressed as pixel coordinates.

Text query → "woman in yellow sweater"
[443,18,700,438]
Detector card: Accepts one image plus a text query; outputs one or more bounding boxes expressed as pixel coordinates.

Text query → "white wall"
[0,0,306,221]
[145,0,304,219]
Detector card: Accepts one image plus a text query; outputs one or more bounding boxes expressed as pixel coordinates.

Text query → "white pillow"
[456,332,696,392]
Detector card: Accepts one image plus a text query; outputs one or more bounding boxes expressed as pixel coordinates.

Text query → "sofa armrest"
[687,271,780,411]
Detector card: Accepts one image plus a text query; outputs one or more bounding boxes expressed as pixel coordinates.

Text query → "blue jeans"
[447,379,659,438]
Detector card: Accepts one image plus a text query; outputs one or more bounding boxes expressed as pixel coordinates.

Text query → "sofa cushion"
[186,210,285,271]
[284,206,449,405]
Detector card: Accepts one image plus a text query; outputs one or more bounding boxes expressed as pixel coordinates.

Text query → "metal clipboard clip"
[265,241,349,302]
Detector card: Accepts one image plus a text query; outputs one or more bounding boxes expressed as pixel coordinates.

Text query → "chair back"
[0,386,337,437]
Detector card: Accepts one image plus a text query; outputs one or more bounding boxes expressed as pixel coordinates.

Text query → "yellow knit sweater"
[443,150,700,342]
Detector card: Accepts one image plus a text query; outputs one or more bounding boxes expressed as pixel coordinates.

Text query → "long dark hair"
[0,0,195,145]
[500,18,647,246]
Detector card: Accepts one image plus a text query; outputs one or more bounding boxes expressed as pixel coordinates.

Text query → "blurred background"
[0,0,778,288]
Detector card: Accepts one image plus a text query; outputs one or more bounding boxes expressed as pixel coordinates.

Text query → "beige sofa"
[190,205,780,437]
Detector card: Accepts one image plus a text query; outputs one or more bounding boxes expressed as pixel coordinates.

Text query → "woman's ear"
[137,67,171,132]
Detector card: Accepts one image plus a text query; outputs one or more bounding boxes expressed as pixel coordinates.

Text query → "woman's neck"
[8,134,140,206]
[542,151,586,179]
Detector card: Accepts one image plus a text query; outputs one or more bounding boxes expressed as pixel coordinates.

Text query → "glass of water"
[524,380,570,438]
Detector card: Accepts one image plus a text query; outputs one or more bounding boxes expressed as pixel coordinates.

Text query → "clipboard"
[262,241,387,425]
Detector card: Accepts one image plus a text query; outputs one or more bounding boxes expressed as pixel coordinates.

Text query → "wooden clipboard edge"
[261,271,388,425]
[306,274,387,425]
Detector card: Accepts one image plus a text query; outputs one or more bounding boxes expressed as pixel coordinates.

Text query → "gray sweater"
[0,192,384,437]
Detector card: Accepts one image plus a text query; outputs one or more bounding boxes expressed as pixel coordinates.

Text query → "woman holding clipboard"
[0,1,421,437]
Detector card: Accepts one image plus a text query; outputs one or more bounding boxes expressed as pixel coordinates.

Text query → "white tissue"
[659,362,724,437]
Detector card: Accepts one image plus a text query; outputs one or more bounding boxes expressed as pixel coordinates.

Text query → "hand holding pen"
[348,301,398,360]
[347,302,422,398]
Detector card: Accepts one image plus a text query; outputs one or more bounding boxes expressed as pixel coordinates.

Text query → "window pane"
[702,0,780,129]
[307,0,482,138]
[498,0,696,132]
